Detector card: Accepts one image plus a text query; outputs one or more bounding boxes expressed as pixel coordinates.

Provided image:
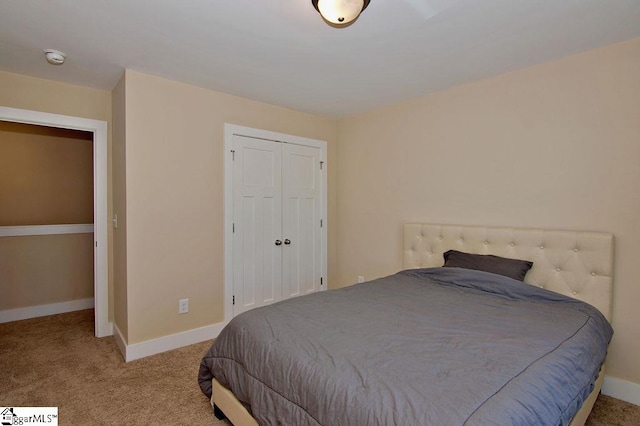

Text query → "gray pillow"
[442,250,533,281]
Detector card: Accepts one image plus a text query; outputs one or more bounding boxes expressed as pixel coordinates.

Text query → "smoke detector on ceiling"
[44,49,66,65]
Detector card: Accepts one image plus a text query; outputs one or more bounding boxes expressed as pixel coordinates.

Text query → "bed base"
[569,367,605,426]
[212,378,258,426]
[212,369,604,426]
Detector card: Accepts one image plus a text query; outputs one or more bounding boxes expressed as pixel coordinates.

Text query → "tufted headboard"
[403,224,614,320]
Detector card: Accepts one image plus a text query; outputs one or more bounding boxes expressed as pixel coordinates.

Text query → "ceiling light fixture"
[312,0,370,27]
[44,49,66,65]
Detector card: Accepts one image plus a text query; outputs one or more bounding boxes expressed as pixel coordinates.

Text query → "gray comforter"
[199,267,613,425]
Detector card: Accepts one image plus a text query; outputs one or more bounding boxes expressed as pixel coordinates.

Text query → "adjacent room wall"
[336,38,640,386]
[0,234,94,311]
[0,121,94,312]
[116,70,337,344]
[0,122,93,225]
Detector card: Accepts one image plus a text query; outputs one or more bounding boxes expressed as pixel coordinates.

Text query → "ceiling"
[1,0,639,118]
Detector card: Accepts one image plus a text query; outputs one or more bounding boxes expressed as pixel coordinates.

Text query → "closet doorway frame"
[223,123,328,323]
[0,106,110,338]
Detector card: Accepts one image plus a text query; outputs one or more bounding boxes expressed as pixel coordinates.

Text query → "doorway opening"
[0,106,110,337]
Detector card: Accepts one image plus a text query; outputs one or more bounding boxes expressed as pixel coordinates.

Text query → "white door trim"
[0,224,94,237]
[223,123,327,323]
[0,106,111,337]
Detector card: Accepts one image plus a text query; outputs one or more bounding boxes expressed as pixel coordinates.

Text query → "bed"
[199,223,614,425]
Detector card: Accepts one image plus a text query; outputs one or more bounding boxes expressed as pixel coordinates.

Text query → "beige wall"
[0,70,114,319]
[336,38,640,385]
[0,234,94,310]
[0,121,93,226]
[118,70,337,344]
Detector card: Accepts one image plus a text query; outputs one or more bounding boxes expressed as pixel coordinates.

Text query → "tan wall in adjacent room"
[118,70,337,344]
[0,234,94,310]
[0,121,93,225]
[0,120,94,310]
[336,38,640,385]
[0,70,113,318]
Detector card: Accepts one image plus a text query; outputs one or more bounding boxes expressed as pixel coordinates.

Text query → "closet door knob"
[284,239,291,245]
[275,240,282,246]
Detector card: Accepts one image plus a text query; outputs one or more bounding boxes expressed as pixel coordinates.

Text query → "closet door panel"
[282,143,322,298]
[232,135,282,315]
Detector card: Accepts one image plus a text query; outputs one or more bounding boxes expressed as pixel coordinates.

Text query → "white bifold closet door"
[232,134,322,316]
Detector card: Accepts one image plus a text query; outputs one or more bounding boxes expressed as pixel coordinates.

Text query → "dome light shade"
[312,0,370,27]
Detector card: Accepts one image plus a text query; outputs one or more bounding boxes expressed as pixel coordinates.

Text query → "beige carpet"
[1,309,639,425]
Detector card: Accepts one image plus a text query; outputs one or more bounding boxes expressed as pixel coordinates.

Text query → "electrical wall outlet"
[357,276,365,283]
[179,298,189,314]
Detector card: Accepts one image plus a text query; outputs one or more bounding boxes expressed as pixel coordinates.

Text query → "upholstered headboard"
[404,224,614,320]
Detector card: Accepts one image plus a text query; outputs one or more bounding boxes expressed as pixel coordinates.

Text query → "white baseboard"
[603,375,640,406]
[0,298,95,324]
[114,321,228,362]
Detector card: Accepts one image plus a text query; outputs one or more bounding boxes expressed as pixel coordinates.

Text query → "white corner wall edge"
[114,321,228,362]
[602,376,640,406]
[0,298,95,324]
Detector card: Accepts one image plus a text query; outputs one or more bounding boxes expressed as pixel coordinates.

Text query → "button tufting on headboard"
[403,224,614,320]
